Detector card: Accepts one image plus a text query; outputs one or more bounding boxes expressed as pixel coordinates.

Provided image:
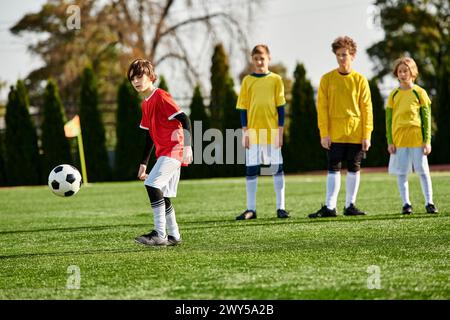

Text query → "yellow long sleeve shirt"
[317,69,373,143]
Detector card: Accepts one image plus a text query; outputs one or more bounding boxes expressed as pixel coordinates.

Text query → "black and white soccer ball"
[48,164,82,197]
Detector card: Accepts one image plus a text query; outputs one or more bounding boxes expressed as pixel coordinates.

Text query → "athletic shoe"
[167,235,182,246]
[308,205,337,218]
[236,210,257,220]
[402,204,413,215]
[425,203,438,214]
[343,204,366,216]
[277,209,290,218]
[135,230,168,246]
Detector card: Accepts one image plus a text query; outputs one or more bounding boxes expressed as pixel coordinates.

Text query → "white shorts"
[144,156,181,197]
[246,144,283,166]
[388,147,430,175]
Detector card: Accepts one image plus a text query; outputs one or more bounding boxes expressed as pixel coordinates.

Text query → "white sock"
[165,204,181,240]
[397,174,410,205]
[273,173,285,210]
[345,171,360,208]
[151,199,166,238]
[246,175,257,211]
[326,171,341,210]
[419,173,433,205]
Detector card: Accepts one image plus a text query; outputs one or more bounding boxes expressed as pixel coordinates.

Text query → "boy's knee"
[145,185,163,202]
[328,163,342,172]
[246,165,260,177]
[273,164,284,176]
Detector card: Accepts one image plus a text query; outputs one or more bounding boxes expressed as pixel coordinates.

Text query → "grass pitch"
[0,172,449,299]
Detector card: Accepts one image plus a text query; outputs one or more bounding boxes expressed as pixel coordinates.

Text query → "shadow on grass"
[1,211,445,236]
[0,246,168,260]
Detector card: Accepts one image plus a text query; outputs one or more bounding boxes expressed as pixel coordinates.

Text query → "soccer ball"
[48,164,82,197]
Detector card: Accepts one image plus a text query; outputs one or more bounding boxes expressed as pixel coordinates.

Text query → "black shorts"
[327,143,365,172]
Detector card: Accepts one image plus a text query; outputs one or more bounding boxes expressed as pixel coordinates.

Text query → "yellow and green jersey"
[236,72,285,144]
[385,84,431,148]
[317,69,373,143]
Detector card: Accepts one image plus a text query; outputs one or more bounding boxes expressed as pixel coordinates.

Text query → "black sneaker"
[277,209,290,218]
[425,203,438,214]
[167,235,182,246]
[343,204,366,216]
[236,210,257,220]
[135,230,168,246]
[402,204,413,215]
[308,205,337,218]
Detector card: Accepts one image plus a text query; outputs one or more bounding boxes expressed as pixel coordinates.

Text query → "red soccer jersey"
[140,88,187,165]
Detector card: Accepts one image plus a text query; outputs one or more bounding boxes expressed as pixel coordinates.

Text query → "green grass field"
[0,172,449,299]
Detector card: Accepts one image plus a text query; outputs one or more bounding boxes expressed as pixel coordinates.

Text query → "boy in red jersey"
[128,59,193,246]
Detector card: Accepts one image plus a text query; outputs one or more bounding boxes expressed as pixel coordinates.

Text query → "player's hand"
[320,136,331,150]
[276,127,284,148]
[362,139,371,152]
[138,164,148,181]
[242,129,250,149]
[388,144,396,154]
[423,144,432,155]
[183,146,193,164]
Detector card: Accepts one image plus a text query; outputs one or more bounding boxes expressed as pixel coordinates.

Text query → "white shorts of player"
[246,144,283,166]
[144,156,181,197]
[388,147,430,175]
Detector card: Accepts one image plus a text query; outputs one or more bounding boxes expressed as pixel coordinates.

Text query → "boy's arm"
[420,102,431,145]
[173,112,193,163]
[138,130,153,180]
[317,76,329,139]
[385,107,393,145]
[276,105,285,148]
[360,78,373,142]
[240,110,249,149]
[173,112,192,146]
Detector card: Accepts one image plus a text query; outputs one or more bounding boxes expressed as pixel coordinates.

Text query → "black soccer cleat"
[277,209,290,218]
[236,210,257,220]
[425,203,438,214]
[308,205,337,218]
[402,203,413,215]
[343,204,366,216]
[167,235,182,246]
[135,230,168,246]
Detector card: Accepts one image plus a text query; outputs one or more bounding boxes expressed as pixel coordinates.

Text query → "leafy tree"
[368,0,449,163]
[365,79,388,167]
[10,0,257,102]
[432,65,450,163]
[0,133,7,185]
[286,63,324,172]
[79,67,111,181]
[209,44,240,177]
[41,79,72,172]
[4,81,41,185]
[114,78,144,180]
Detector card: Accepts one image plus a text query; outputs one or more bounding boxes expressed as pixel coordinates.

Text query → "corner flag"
[64,115,88,184]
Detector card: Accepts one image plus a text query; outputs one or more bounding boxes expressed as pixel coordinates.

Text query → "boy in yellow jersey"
[235,44,289,220]
[309,36,373,218]
[386,57,438,214]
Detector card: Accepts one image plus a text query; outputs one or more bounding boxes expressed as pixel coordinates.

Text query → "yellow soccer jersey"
[317,69,373,143]
[386,85,431,148]
[236,72,286,144]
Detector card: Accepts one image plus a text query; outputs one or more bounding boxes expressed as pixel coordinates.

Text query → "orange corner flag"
[64,115,81,138]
